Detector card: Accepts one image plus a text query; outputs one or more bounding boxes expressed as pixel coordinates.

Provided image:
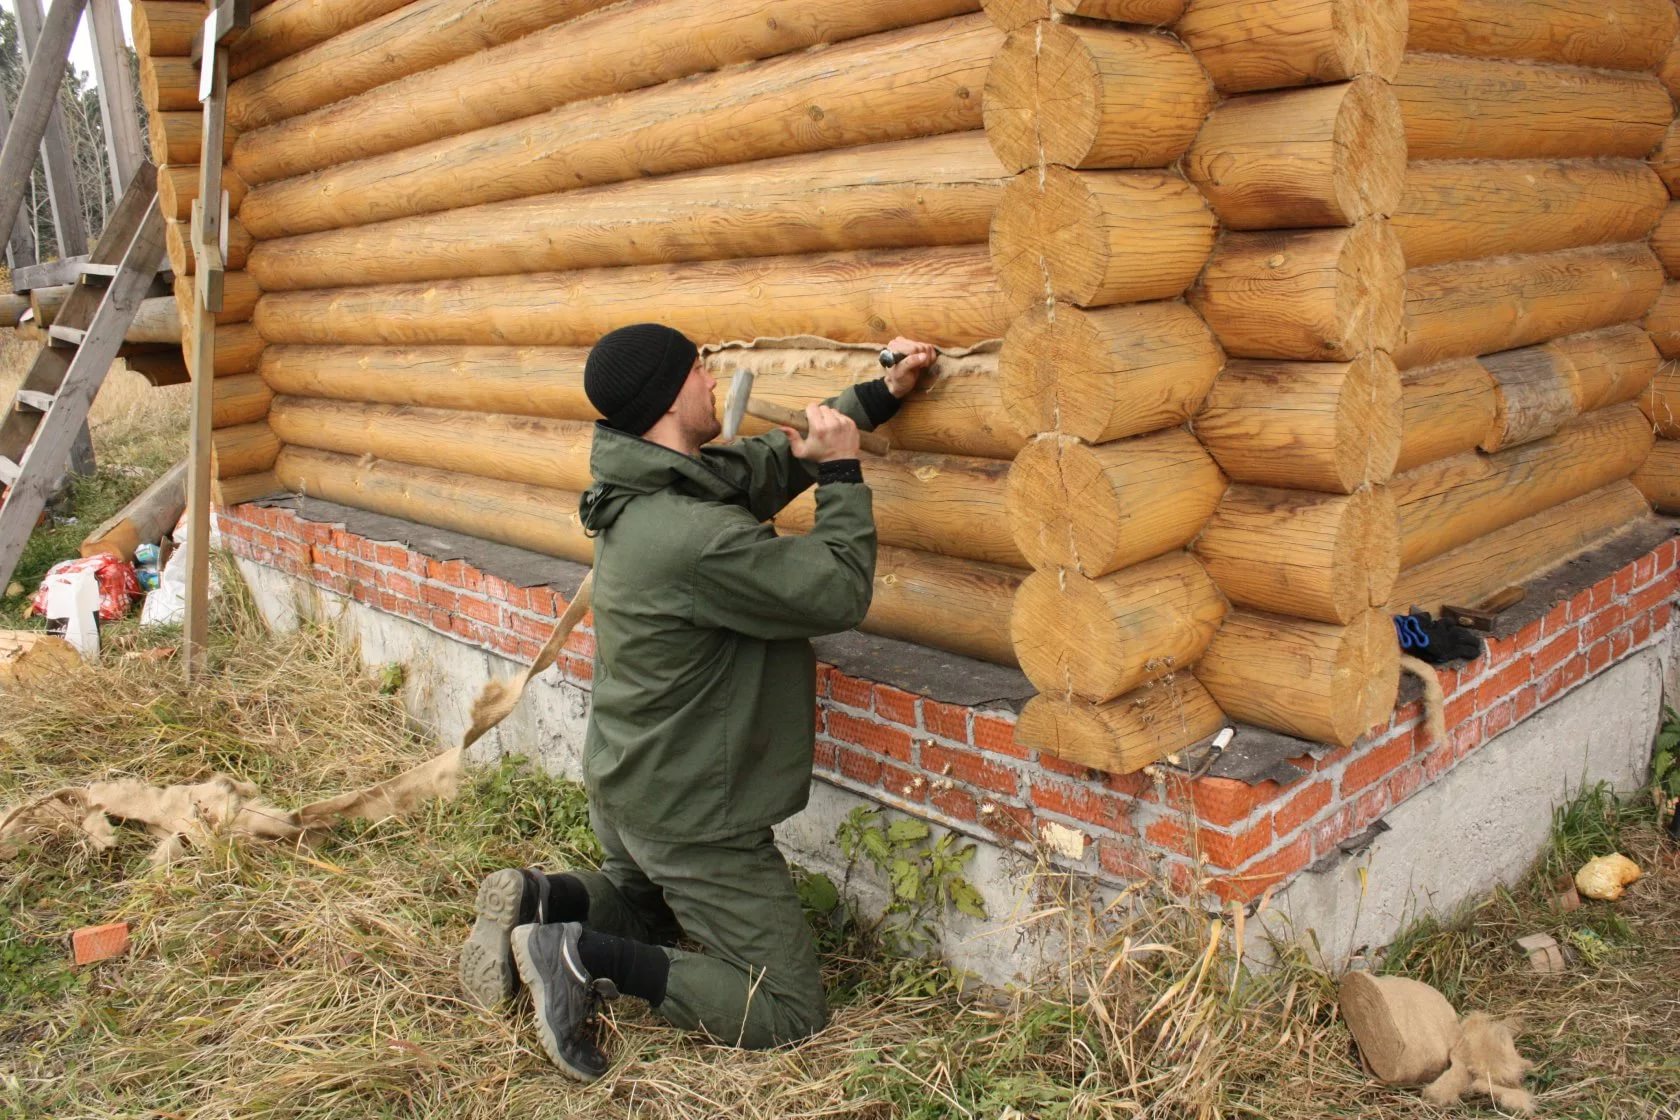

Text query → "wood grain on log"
[233,0,980,183]
[1649,282,1680,358]
[252,247,1011,349]
[980,0,1186,30]
[865,545,1022,665]
[1398,243,1664,369]
[131,1,199,56]
[260,345,597,419]
[81,460,187,560]
[1553,325,1660,413]
[989,168,1215,311]
[173,272,260,326]
[149,111,238,166]
[1654,202,1680,279]
[1407,0,1676,71]
[1176,0,1407,93]
[1189,222,1405,361]
[1396,54,1672,161]
[185,323,263,380]
[1479,345,1579,452]
[1005,430,1225,576]
[1389,482,1651,613]
[1393,159,1667,269]
[1185,77,1404,230]
[215,471,284,506]
[231,0,440,80]
[1195,484,1397,624]
[1392,404,1654,567]
[168,218,253,276]
[213,422,280,479]
[1397,358,1497,472]
[239,16,999,238]
[1634,439,1680,513]
[1657,122,1680,196]
[983,21,1211,172]
[159,165,247,223]
[248,135,1006,291]
[139,56,196,112]
[999,302,1223,443]
[1011,552,1227,703]
[1016,679,1225,775]
[1195,352,1401,493]
[1641,366,1680,438]
[213,374,274,428]
[1194,608,1398,746]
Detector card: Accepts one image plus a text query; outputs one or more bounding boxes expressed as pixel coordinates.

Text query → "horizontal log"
[139,56,197,112]
[1000,301,1222,444]
[213,422,280,478]
[1195,352,1401,493]
[982,21,1212,172]
[231,0,418,80]
[1657,121,1680,196]
[123,351,191,387]
[80,459,187,561]
[247,134,1006,291]
[1397,243,1665,369]
[989,168,1215,311]
[1176,0,1407,94]
[1015,678,1226,776]
[1397,358,1496,472]
[26,285,69,326]
[274,446,592,563]
[1396,54,1673,161]
[239,16,1000,238]
[776,451,1023,568]
[1664,38,1680,102]
[233,0,981,184]
[1655,202,1680,279]
[1392,404,1654,567]
[1649,282,1680,358]
[1633,439,1680,513]
[261,345,597,419]
[1406,0,1677,71]
[1554,324,1660,413]
[980,0,1185,30]
[1194,608,1398,747]
[1189,222,1405,361]
[863,546,1022,666]
[167,219,253,276]
[149,112,238,166]
[1641,366,1680,437]
[1393,159,1668,269]
[1011,551,1227,703]
[131,1,200,56]
[252,247,1011,349]
[173,272,261,327]
[715,346,1023,461]
[215,471,284,506]
[1194,485,1397,624]
[1005,429,1225,577]
[184,323,264,379]
[0,294,27,327]
[1479,344,1578,452]
[268,396,597,493]
[1389,482,1651,614]
[227,0,618,132]
[126,296,184,345]
[159,165,248,224]
[1184,77,1404,230]
[213,374,274,428]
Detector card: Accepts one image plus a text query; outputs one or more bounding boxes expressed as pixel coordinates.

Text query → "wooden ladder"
[0,164,167,592]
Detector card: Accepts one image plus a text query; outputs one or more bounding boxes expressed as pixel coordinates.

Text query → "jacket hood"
[579,423,743,533]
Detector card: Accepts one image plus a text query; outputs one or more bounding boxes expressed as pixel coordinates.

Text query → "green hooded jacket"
[576,388,878,842]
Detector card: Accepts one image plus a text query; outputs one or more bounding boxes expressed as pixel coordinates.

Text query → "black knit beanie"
[584,323,699,436]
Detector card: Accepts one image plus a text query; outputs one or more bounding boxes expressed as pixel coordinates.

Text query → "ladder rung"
[76,263,122,281]
[0,457,19,487]
[13,390,55,412]
[47,324,86,347]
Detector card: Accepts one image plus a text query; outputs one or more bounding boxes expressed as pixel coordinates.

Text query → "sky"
[3,0,136,89]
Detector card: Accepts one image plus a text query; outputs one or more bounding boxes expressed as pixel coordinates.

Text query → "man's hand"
[783,404,861,462]
[882,336,938,398]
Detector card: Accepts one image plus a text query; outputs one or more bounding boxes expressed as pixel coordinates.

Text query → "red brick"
[421,583,459,611]
[1631,613,1653,647]
[1211,834,1312,903]
[1613,564,1635,595]
[979,801,1034,842]
[1308,744,1354,773]
[1184,776,1280,828]
[1038,751,1095,779]
[827,710,915,762]
[827,674,873,711]
[1030,778,1134,833]
[1567,587,1594,621]
[872,684,918,727]
[1627,579,1675,617]
[526,586,557,616]
[1586,638,1612,674]
[1098,836,1151,881]
[451,616,489,644]
[931,786,979,822]
[1511,684,1537,723]
[1658,538,1678,569]
[564,655,594,683]
[373,544,409,571]
[1104,770,1152,799]
[836,747,883,786]
[70,922,131,966]
[973,713,1028,759]
[1311,804,1356,857]
[1532,631,1578,677]
[1271,780,1331,837]
[298,521,332,545]
[1482,698,1514,738]
[1451,717,1483,759]
[1589,580,1613,612]
[1485,621,1537,668]
[814,664,838,700]
[487,629,520,658]
[1609,627,1633,661]
[813,740,837,772]
[1196,820,1274,870]
[1634,552,1658,586]
[1581,604,1626,645]
[1339,738,1412,797]
[1352,786,1389,830]
[921,699,971,743]
[1539,600,1572,637]
[457,594,499,627]
[1145,816,1192,857]
[1556,652,1587,693]
[357,539,379,564]
[482,574,513,602]
[504,611,553,642]
[563,630,596,658]
[1421,740,1454,781]
[383,572,420,600]
[1475,658,1531,711]
[922,741,1019,796]
[1387,763,1422,804]
[881,762,927,802]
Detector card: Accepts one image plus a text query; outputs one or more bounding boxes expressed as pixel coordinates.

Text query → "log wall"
[1639,33,1680,514]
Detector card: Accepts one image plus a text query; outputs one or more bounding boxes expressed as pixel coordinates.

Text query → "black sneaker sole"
[510,925,602,1084]
[459,868,525,1007]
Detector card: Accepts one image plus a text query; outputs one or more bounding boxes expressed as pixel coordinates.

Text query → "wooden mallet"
[719,369,891,455]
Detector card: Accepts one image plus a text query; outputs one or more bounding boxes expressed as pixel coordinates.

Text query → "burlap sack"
[1339,971,1460,1085]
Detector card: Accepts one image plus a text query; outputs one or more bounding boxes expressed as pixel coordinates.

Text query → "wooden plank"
[0,0,87,255]
[0,98,39,271]
[15,0,89,258]
[14,390,56,412]
[10,256,89,289]
[87,0,145,194]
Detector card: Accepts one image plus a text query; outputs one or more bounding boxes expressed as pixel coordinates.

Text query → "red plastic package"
[28,555,144,622]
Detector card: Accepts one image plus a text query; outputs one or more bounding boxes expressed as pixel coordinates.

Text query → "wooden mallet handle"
[747,400,891,456]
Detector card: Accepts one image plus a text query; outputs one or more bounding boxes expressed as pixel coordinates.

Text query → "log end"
[1016,677,1225,775]
[1342,485,1399,613]
[1646,283,1680,360]
[1339,221,1407,359]
[1333,77,1406,224]
[979,0,1050,31]
[1634,440,1680,514]
[1336,350,1402,488]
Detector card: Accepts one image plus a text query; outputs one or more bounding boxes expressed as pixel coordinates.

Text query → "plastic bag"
[28,555,143,622]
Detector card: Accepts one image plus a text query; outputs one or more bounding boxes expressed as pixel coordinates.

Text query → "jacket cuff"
[817,459,865,485]
[853,378,902,428]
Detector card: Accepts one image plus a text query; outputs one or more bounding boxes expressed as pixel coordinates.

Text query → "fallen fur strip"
[1400,654,1448,747]
[462,571,593,749]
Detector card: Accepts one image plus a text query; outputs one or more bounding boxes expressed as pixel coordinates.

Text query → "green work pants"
[568,804,827,1049]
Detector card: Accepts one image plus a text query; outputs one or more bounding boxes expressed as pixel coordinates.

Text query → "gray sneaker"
[459,868,549,1006]
[510,921,619,1083]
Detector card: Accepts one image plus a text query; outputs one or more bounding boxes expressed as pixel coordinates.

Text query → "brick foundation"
[219,502,1679,905]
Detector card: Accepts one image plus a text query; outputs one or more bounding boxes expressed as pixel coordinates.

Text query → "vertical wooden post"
[87,0,145,195]
[14,0,89,258]
[0,0,87,257]
[0,98,41,272]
